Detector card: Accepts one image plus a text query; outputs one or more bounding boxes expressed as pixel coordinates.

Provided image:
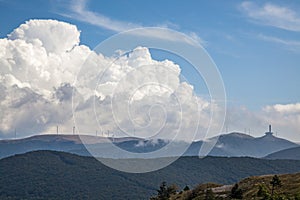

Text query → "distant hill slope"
[0,132,298,159]
[265,146,300,160]
[0,134,147,159]
[206,132,298,157]
[1,151,300,200]
[0,134,85,159]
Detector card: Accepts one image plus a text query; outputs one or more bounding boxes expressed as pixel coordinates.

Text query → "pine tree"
[183,185,190,191]
[257,184,270,200]
[150,181,178,200]
[205,188,215,200]
[230,183,243,199]
[270,175,282,197]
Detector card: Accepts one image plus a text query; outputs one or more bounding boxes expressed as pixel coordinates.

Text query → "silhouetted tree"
[183,185,190,191]
[230,183,243,199]
[270,175,282,197]
[155,181,168,200]
[150,181,178,200]
[205,188,215,200]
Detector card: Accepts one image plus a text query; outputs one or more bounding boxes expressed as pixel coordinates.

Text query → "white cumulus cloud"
[264,103,300,114]
[1,19,299,142]
[0,19,214,141]
[8,19,80,54]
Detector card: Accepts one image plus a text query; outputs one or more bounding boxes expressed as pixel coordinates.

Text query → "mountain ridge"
[0,131,298,159]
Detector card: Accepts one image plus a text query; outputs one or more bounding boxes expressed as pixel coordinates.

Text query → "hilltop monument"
[265,124,273,136]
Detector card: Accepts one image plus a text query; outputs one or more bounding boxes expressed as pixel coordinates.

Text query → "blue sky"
[0,0,300,140]
[1,0,299,110]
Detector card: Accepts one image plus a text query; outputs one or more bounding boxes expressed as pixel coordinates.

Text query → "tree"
[205,188,215,200]
[150,181,178,200]
[230,183,243,199]
[257,184,271,200]
[166,184,178,196]
[183,185,190,191]
[270,175,282,197]
[156,181,168,200]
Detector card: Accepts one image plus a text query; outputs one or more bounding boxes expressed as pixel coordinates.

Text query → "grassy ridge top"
[240,173,300,199]
[168,173,300,199]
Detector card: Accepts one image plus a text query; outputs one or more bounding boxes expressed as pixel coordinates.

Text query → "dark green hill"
[1,151,300,199]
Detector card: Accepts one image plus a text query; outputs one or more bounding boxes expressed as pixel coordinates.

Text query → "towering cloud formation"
[1,19,299,141]
[0,19,213,140]
[0,20,89,137]
[8,19,80,54]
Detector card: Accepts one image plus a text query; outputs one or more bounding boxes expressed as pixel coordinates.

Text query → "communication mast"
[265,124,273,136]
